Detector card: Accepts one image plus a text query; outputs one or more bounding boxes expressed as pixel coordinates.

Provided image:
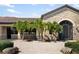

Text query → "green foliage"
[46,22,52,34]
[13,19,62,40]
[65,42,78,48]
[53,21,62,33]
[47,21,62,34]
[0,40,13,51]
[13,20,62,34]
[34,19,44,30]
[13,21,23,31]
[21,21,27,32]
[33,19,45,32]
[27,21,35,31]
[33,19,46,39]
[13,21,28,32]
[65,42,79,53]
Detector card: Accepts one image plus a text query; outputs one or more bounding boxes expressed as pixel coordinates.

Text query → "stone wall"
[43,8,79,40]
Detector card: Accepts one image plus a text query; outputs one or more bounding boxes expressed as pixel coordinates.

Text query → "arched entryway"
[59,20,73,40]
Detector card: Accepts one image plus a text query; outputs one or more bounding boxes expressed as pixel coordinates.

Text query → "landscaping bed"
[0,40,14,51]
[0,40,19,54]
[65,41,79,54]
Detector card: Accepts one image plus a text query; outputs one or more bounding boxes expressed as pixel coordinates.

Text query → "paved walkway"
[12,40,65,54]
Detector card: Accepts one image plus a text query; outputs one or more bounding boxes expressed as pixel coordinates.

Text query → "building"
[0,5,79,40]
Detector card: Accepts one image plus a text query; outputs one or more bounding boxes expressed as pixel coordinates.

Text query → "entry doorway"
[59,20,73,40]
[7,27,17,39]
[7,27,11,39]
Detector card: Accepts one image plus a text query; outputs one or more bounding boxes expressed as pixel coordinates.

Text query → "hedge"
[65,42,79,53]
[0,40,14,51]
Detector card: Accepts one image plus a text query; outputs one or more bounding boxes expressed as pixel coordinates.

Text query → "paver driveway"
[12,40,65,54]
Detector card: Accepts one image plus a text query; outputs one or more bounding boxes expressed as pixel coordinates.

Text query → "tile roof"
[41,5,79,19]
[0,17,39,24]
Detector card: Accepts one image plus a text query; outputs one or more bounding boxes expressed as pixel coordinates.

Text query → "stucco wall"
[0,24,13,39]
[0,26,3,39]
[0,26,7,39]
[43,8,79,40]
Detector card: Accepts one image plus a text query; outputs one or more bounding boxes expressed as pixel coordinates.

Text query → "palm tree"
[33,19,45,41]
[21,21,29,40]
[13,21,23,39]
[47,21,62,42]
[13,21,29,40]
[28,21,36,32]
[46,22,53,41]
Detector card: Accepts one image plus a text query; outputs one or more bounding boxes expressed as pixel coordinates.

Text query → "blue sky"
[0,4,79,18]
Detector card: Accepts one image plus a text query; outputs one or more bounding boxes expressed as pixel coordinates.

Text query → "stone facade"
[42,5,79,40]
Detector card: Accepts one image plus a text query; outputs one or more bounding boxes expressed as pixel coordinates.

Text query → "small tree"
[13,21,28,40]
[13,21,23,39]
[33,19,45,41]
[21,21,28,39]
[47,21,62,42]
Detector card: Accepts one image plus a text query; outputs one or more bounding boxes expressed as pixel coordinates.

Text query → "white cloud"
[25,13,41,18]
[5,13,40,18]
[0,4,15,7]
[31,4,37,6]
[40,8,51,15]
[7,9,21,14]
[48,4,57,7]
[31,13,41,18]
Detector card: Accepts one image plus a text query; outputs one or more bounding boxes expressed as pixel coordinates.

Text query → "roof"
[0,17,39,24]
[41,5,79,19]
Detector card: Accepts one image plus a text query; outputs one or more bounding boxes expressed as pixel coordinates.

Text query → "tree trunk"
[50,34,53,41]
[40,30,44,41]
[52,32,58,42]
[18,31,21,39]
[36,30,41,41]
[22,32,25,40]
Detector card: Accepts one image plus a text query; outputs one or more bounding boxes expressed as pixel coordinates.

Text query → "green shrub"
[65,42,78,48]
[0,40,14,51]
[65,42,79,53]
